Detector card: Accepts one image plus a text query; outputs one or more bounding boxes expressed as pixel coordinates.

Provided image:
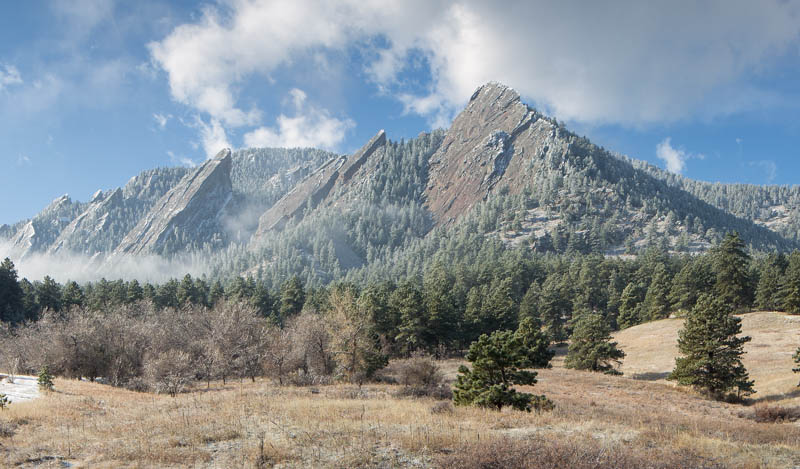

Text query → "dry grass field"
[615,311,800,404]
[1,311,800,468]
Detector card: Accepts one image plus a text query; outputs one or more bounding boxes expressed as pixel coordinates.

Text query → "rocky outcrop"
[113,149,233,256]
[48,188,124,255]
[254,130,386,235]
[3,195,83,258]
[424,82,567,224]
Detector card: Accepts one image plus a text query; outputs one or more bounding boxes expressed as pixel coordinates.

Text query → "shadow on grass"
[630,372,670,381]
[754,387,800,404]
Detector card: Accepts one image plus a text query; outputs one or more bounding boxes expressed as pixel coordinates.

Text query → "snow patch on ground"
[0,375,40,403]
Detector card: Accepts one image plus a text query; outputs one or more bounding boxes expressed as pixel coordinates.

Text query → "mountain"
[113,149,234,256]
[2,81,799,284]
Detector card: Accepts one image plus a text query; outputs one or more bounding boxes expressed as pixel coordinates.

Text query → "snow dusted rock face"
[113,148,234,256]
[254,130,386,235]
[424,82,570,225]
[4,195,84,259]
[48,188,124,255]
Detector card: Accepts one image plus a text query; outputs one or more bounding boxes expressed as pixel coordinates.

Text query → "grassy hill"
[615,311,800,403]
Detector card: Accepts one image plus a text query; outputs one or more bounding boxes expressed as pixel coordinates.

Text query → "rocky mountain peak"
[112,148,233,256]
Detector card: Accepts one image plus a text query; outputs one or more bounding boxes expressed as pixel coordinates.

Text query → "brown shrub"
[389,353,452,399]
[748,404,800,423]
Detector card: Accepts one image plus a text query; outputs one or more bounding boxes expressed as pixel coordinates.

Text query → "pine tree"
[38,365,54,391]
[515,317,554,368]
[278,276,305,322]
[669,257,715,313]
[755,255,784,311]
[0,258,24,323]
[453,330,550,412]
[782,252,800,315]
[61,280,85,310]
[642,263,671,321]
[713,232,752,310]
[793,347,800,386]
[668,294,754,400]
[564,312,625,374]
[617,283,642,329]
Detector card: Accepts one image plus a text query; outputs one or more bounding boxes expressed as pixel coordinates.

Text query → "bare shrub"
[145,350,195,396]
[430,401,453,414]
[390,353,452,399]
[748,404,800,423]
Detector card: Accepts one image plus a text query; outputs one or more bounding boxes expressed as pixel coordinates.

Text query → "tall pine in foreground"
[668,294,754,400]
[564,312,625,374]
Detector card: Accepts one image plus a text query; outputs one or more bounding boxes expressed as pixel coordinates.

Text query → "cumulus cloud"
[149,0,800,133]
[196,117,231,158]
[0,64,23,91]
[656,138,704,174]
[243,89,354,150]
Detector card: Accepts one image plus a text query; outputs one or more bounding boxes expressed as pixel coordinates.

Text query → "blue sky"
[1,0,799,226]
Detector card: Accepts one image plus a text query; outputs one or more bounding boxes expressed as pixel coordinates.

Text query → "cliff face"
[424,82,568,225]
[254,130,386,235]
[48,189,123,255]
[113,149,233,256]
[5,195,84,259]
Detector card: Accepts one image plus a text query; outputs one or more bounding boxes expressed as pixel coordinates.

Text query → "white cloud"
[167,150,196,167]
[0,64,23,91]
[153,112,171,129]
[16,154,31,166]
[656,138,704,174]
[150,0,800,132]
[196,117,231,158]
[243,89,354,150]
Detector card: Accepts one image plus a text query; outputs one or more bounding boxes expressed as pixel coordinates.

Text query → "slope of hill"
[614,311,800,402]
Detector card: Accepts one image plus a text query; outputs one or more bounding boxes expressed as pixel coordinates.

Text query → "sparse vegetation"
[37,365,54,391]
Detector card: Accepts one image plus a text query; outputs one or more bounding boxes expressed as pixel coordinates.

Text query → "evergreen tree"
[617,282,643,329]
[782,252,800,315]
[538,274,570,343]
[126,279,144,304]
[278,276,305,322]
[713,232,752,310]
[0,258,24,323]
[669,257,715,313]
[422,264,459,352]
[755,254,786,311]
[35,276,62,313]
[642,263,671,321]
[793,347,800,386]
[668,294,754,400]
[393,278,427,354]
[518,282,541,324]
[515,317,554,368]
[61,280,85,310]
[453,330,550,412]
[564,312,625,374]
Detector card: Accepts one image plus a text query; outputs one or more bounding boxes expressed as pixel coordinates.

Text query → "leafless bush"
[389,353,451,399]
[430,401,453,414]
[145,350,195,397]
[747,404,800,423]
